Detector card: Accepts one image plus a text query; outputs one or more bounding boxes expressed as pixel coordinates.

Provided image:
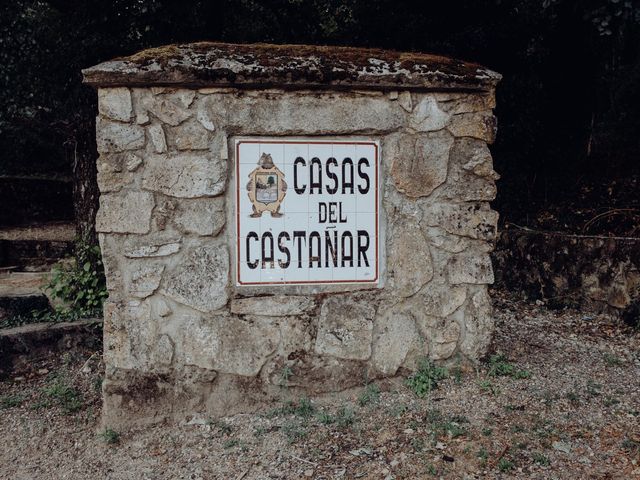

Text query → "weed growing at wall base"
[406,358,447,397]
[99,428,120,445]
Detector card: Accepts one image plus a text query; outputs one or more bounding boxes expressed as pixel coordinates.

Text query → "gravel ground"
[1,291,639,479]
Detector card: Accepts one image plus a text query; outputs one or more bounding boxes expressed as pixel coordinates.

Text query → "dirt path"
[1,292,639,479]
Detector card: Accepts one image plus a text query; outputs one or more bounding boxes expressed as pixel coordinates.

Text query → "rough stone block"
[142,153,226,198]
[141,95,192,126]
[429,319,461,360]
[433,92,495,114]
[230,296,315,316]
[98,88,132,122]
[168,120,212,150]
[148,124,167,153]
[96,191,154,234]
[314,296,375,360]
[418,284,467,317]
[448,111,497,144]
[96,118,145,153]
[178,314,279,376]
[408,96,450,132]
[124,240,181,258]
[422,203,499,241]
[389,130,454,198]
[450,138,499,179]
[164,89,196,109]
[387,220,433,297]
[448,252,494,284]
[161,244,229,312]
[372,308,417,375]
[460,289,494,359]
[173,197,225,236]
[128,264,165,298]
[196,101,216,131]
[440,165,497,202]
[197,93,407,134]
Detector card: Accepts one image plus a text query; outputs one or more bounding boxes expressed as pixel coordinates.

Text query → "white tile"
[260,265,286,283]
[237,141,261,164]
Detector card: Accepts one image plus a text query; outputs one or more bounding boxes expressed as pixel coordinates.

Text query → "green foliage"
[46,237,107,319]
[317,410,334,425]
[406,358,447,398]
[603,352,623,367]
[99,428,120,445]
[209,419,233,435]
[358,383,380,407]
[498,458,515,472]
[334,406,356,428]
[42,375,83,414]
[222,439,239,449]
[487,354,531,379]
[0,394,25,409]
[425,409,468,440]
[477,447,489,466]
[532,452,550,466]
[265,397,315,419]
[279,365,293,384]
[281,420,308,444]
[425,463,437,475]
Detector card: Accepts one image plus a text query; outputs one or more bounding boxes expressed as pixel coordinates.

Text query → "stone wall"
[493,228,640,315]
[87,43,501,428]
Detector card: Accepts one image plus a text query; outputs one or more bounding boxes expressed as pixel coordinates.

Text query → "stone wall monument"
[83,42,502,428]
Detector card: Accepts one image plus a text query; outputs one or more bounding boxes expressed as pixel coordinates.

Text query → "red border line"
[236,140,379,286]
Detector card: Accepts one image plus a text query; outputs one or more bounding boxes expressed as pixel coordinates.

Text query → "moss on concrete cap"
[83,42,501,92]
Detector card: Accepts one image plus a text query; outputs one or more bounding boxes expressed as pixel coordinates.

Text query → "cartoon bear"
[246,153,287,218]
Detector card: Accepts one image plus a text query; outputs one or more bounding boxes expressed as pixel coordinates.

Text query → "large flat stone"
[161,245,229,312]
[198,92,407,134]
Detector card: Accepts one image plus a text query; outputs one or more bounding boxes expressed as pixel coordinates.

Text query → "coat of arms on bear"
[246,153,287,218]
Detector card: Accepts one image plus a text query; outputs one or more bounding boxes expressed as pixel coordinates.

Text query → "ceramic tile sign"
[235,139,379,286]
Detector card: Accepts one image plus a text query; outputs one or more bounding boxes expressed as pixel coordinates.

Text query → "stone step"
[0,318,102,378]
[0,222,75,270]
[0,271,52,321]
[0,294,52,322]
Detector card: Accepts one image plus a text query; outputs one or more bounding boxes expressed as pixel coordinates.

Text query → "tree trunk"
[71,114,99,246]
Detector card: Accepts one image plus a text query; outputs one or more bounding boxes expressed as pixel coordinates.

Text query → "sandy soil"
[1,291,639,479]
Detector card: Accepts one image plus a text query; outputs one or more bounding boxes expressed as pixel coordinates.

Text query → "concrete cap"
[83,42,501,92]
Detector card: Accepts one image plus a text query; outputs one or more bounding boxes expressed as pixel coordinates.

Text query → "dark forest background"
[1,0,639,239]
